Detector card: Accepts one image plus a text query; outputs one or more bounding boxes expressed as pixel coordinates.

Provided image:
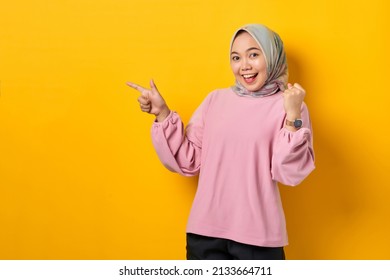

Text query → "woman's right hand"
[127,79,171,122]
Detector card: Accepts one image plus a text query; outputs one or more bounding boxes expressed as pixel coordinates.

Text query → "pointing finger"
[126,81,145,93]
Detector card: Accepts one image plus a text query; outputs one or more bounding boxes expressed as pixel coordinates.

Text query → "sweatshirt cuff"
[152,111,178,128]
[281,127,311,145]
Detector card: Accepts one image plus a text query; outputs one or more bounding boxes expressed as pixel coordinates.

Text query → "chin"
[244,85,262,92]
[239,80,263,92]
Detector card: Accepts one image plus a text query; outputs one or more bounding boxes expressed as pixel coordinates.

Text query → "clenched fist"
[283,83,306,121]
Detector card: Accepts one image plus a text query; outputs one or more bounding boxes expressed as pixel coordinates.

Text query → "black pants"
[186,233,285,260]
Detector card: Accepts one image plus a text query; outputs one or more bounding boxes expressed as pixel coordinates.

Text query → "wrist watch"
[285,118,303,129]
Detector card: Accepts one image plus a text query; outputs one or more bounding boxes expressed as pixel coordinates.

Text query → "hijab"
[230,24,288,97]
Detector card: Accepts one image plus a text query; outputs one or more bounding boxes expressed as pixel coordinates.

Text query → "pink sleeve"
[271,103,315,186]
[151,96,209,176]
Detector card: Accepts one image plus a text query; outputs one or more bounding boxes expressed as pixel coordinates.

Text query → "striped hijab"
[230,24,288,97]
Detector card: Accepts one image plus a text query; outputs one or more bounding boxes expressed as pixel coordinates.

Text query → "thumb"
[150,79,160,96]
[282,83,292,96]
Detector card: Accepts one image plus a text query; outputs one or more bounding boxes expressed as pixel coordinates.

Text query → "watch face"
[294,119,303,128]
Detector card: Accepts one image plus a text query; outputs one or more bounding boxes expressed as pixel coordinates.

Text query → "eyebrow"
[231,47,262,55]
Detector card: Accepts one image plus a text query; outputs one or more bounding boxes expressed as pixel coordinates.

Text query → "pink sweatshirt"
[151,88,315,247]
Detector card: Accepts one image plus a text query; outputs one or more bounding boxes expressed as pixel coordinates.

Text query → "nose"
[241,58,252,71]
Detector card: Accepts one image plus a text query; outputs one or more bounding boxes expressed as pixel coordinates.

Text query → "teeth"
[243,74,256,78]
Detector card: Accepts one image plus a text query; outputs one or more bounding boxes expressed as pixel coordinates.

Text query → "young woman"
[127,24,315,260]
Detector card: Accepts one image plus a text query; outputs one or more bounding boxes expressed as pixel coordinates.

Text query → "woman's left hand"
[282,83,306,120]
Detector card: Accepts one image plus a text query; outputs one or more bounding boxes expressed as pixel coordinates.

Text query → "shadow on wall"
[280,53,366,260]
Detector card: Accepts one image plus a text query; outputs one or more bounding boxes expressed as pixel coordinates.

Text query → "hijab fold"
[230,24,288,97]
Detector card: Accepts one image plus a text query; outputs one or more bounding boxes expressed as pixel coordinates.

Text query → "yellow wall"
[0,0,389,259]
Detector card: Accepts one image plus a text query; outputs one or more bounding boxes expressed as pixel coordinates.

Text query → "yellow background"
[0,0,389,259]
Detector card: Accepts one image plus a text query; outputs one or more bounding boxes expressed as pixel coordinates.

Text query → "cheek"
[258,59,267,74]
[255,59,267,72]
[230,63,240,76]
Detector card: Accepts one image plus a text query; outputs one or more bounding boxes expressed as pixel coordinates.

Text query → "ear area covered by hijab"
[231,24,289,97]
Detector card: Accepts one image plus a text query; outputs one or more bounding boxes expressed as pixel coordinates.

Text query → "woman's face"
[230,31,267,92]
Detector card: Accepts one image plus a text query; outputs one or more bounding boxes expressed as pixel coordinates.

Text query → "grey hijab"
[230,24,288,97]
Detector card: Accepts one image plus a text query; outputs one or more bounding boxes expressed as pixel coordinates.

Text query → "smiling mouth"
[242,73,258,84]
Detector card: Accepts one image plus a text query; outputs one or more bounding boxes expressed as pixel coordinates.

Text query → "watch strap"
[285,118,303,129]
[285,119,295,126]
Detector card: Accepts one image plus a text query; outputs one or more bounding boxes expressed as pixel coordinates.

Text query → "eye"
[231,55,240,61]
[249,53,259,58]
